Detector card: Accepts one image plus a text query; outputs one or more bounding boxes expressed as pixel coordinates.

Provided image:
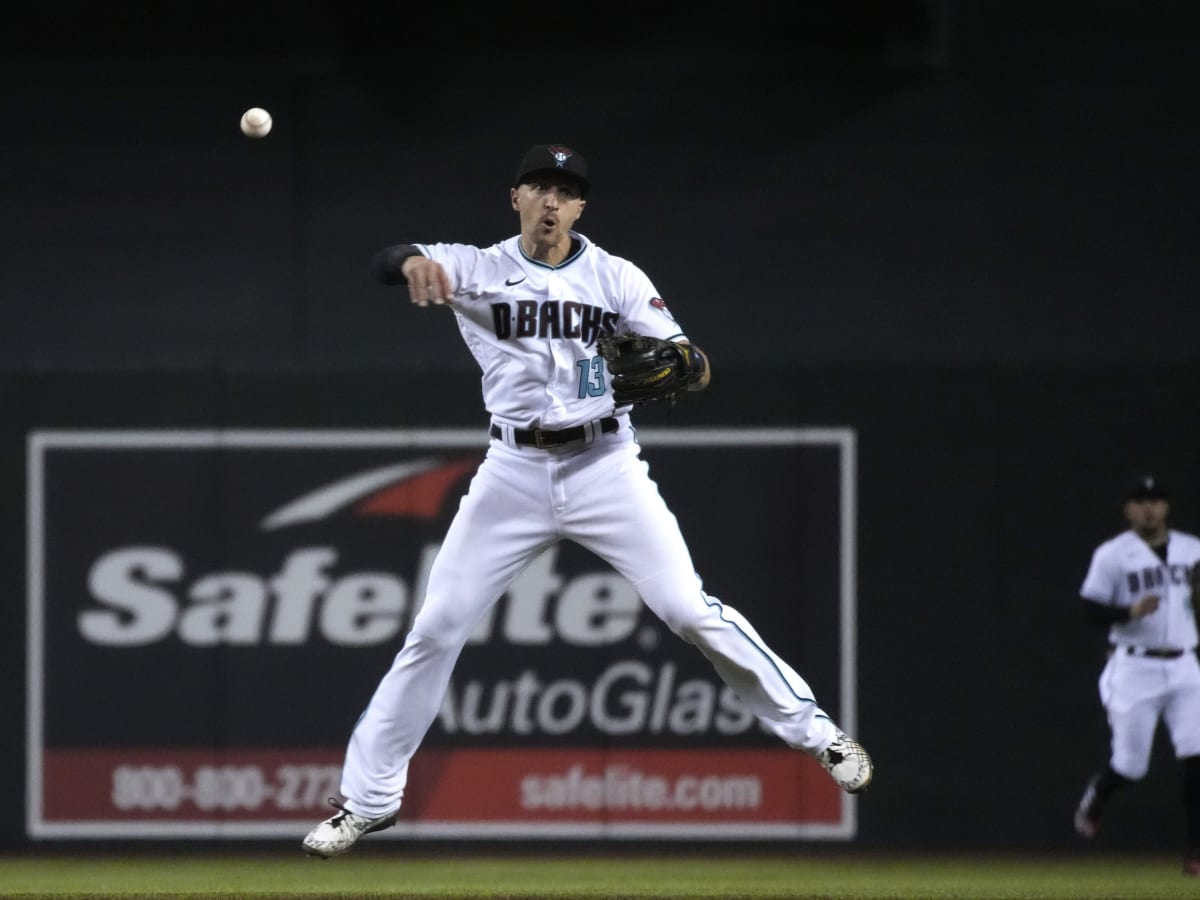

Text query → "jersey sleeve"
[611,258,689,343]
[415,242,490,296]
[1079,544,1118,604]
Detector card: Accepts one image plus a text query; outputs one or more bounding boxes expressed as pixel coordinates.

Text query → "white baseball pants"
[338,423,837,818]
[1100,649,1200,779]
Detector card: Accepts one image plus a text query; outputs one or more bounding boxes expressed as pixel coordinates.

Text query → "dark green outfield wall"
[3,364,1198,850]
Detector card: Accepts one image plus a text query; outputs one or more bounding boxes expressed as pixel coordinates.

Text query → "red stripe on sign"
[404,748,841,823]
[40,747,840,825]
[356,457,479,518]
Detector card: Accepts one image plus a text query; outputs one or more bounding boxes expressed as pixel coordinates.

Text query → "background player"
[1073,474,1200,875]
[302,143,872,858]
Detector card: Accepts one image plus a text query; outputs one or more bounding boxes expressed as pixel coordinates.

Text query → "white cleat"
[815,730,874,794]
[303,798,397,859]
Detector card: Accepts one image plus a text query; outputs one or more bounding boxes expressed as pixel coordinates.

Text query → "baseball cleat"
[1073,807,1099,839]
[303,797,396,859]
[816,730,873,794]
[1073,777,1100,838]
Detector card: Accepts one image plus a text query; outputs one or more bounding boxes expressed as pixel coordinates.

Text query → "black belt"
[490,417,618,448]
[1112,644,1189,659]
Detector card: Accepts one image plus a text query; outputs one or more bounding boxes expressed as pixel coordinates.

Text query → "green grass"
[0,851,1195,899]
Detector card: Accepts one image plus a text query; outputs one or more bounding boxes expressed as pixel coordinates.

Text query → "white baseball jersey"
[414,231,684,428]
[1081,529,1200,775]
[1080,529,1200,650]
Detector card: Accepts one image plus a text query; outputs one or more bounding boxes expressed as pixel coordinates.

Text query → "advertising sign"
[27,428,857,839]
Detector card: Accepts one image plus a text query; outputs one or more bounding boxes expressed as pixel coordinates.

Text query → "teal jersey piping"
[700,589,817,705]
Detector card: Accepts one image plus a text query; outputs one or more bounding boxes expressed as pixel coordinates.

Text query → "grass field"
[0,850,1196,899]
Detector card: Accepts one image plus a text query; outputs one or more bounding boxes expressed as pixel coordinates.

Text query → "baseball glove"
[597,332,703,406]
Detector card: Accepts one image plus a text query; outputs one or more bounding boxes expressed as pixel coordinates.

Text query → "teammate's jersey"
[1080,529,1200,649]
[415,231,686,430]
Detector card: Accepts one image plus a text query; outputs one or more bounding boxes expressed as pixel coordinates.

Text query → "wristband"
[370,244,424,285]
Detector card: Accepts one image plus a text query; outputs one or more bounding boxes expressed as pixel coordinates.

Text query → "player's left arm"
[612,260,710,392]
[674,340,711,392]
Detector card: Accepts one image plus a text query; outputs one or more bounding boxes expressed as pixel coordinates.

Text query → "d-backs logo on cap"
[548,145,574,168]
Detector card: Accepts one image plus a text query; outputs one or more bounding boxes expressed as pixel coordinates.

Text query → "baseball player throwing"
[1073,474,1200,875]
[302,144,872,858]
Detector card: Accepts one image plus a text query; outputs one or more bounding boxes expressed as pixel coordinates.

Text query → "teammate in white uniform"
[303,144,873,858]
[1072,474,1200,875]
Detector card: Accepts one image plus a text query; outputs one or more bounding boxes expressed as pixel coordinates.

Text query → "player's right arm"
[369,243,454,307]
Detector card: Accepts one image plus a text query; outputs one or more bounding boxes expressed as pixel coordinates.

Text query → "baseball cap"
[514,144,590,196]
[1125,473,1170,502]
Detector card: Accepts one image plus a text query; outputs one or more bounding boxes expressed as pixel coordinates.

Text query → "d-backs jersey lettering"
[1080,529,1200,648]
[415,232,686,429]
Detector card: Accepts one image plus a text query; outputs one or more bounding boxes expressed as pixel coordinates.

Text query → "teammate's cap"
[514,144,590,196]
[1125,473,1170,502]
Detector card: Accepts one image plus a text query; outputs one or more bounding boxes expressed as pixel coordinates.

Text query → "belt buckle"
[534,429,549,449]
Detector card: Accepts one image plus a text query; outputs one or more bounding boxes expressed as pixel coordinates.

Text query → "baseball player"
[1073,474,1200,875]
[302,144,873,858]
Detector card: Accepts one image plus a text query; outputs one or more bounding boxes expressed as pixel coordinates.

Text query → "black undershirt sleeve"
[1082,598,1132,625]
[369,244,423,285]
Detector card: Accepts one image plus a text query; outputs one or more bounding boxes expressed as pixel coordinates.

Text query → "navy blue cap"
[1125,473,1169,502]
[514,144,590,195]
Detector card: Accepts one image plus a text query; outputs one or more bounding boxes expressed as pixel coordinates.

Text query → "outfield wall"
[2,364,1198,851]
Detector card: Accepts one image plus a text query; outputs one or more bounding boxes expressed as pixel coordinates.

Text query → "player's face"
[511,177,586,247]
[1124,497,1169,540]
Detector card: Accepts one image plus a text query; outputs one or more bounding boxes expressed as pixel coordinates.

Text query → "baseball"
[240,107,272,139]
